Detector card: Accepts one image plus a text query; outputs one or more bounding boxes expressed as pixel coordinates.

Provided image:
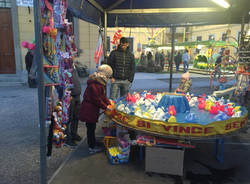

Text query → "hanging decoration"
[39,0,77,156]
[111,29,122,48]
[94,30,104,66]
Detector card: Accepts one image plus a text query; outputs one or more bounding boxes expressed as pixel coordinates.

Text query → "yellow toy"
[168,115,176,123]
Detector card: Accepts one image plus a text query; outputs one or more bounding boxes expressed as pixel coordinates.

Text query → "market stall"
[103,91,248,167]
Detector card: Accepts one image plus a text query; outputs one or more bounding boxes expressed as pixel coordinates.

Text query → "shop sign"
[106,109,248,137]
[17,0,33,7]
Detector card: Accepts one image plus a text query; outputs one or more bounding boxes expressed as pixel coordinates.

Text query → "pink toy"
[225,106,234,116]
[145,94,155,100]
[42,26,50,34]
[126,93,139,103]
[28,43,35,50]
[168,105,176,116]
[198,100,206,110]
[217,104,225,112]
[209,106,218,115]
[21,41,29,48]
[126,93,133,102]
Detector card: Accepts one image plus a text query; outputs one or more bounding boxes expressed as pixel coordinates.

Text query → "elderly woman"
[176,72,192,93]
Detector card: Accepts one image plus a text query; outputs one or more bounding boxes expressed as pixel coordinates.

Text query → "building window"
[208,34,216,41]
[222,33,227,41]
[0,0,11,8]
[196,36,202,41]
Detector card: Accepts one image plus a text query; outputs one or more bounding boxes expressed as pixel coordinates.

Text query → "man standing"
[155,51,160,66]
[174,51,182,72]
[160,51,165,71]
[25,49,34,88]
[182,49,190,73]
[108,37,135,100]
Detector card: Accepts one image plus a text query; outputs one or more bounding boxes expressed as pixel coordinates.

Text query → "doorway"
[0,8,15,74]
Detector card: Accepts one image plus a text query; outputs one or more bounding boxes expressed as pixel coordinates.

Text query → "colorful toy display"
[39,0,77,153]
[105,91,248,138]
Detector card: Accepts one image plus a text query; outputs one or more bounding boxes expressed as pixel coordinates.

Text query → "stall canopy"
[68,0,250,27]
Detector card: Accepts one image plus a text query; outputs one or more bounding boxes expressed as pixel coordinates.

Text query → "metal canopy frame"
[108,7,224,14]
[88,0,104,12]
[68,0,250,27]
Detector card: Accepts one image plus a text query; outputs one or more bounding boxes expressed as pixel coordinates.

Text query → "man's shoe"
[73,135,82,142]
[88,147,103,154]
[64,140,77,148]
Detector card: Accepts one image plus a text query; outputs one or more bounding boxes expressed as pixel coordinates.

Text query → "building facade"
[0,0,99,82]
[0,0,248,80]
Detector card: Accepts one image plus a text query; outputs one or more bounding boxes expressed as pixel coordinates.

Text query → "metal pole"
[169,26,176,92]
[33,0,47,183]
[240,15,245,46]
[104,11,108,58]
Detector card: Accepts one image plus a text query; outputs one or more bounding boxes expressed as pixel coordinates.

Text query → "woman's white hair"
[97,64,113,78]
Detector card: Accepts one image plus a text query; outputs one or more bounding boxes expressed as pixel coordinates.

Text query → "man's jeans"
[110,79,131,100]
[184,61,189,73]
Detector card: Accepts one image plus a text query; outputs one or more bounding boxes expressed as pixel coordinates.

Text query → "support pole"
[169,26,176,92]
[33,0,47,183]
[104,11,108,59]
[240,15,245,46]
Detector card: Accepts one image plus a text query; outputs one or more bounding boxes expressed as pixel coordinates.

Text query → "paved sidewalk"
[49,122,250,184]
[0,72,245,184]
[49,73,249,184]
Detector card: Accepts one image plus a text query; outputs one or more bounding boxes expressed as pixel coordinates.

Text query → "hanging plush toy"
[111,29,122,48]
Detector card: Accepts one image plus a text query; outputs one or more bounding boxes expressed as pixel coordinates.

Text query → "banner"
[16,0,33,7]
[106,109,248,138]
[94,32,104,66]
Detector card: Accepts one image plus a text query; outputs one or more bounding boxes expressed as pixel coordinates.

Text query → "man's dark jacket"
[107,46,135,82]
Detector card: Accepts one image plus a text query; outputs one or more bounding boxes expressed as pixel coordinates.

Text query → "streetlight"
[211,0,230,8]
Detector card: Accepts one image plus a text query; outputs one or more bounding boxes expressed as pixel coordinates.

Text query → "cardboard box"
[145,147,184,176]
